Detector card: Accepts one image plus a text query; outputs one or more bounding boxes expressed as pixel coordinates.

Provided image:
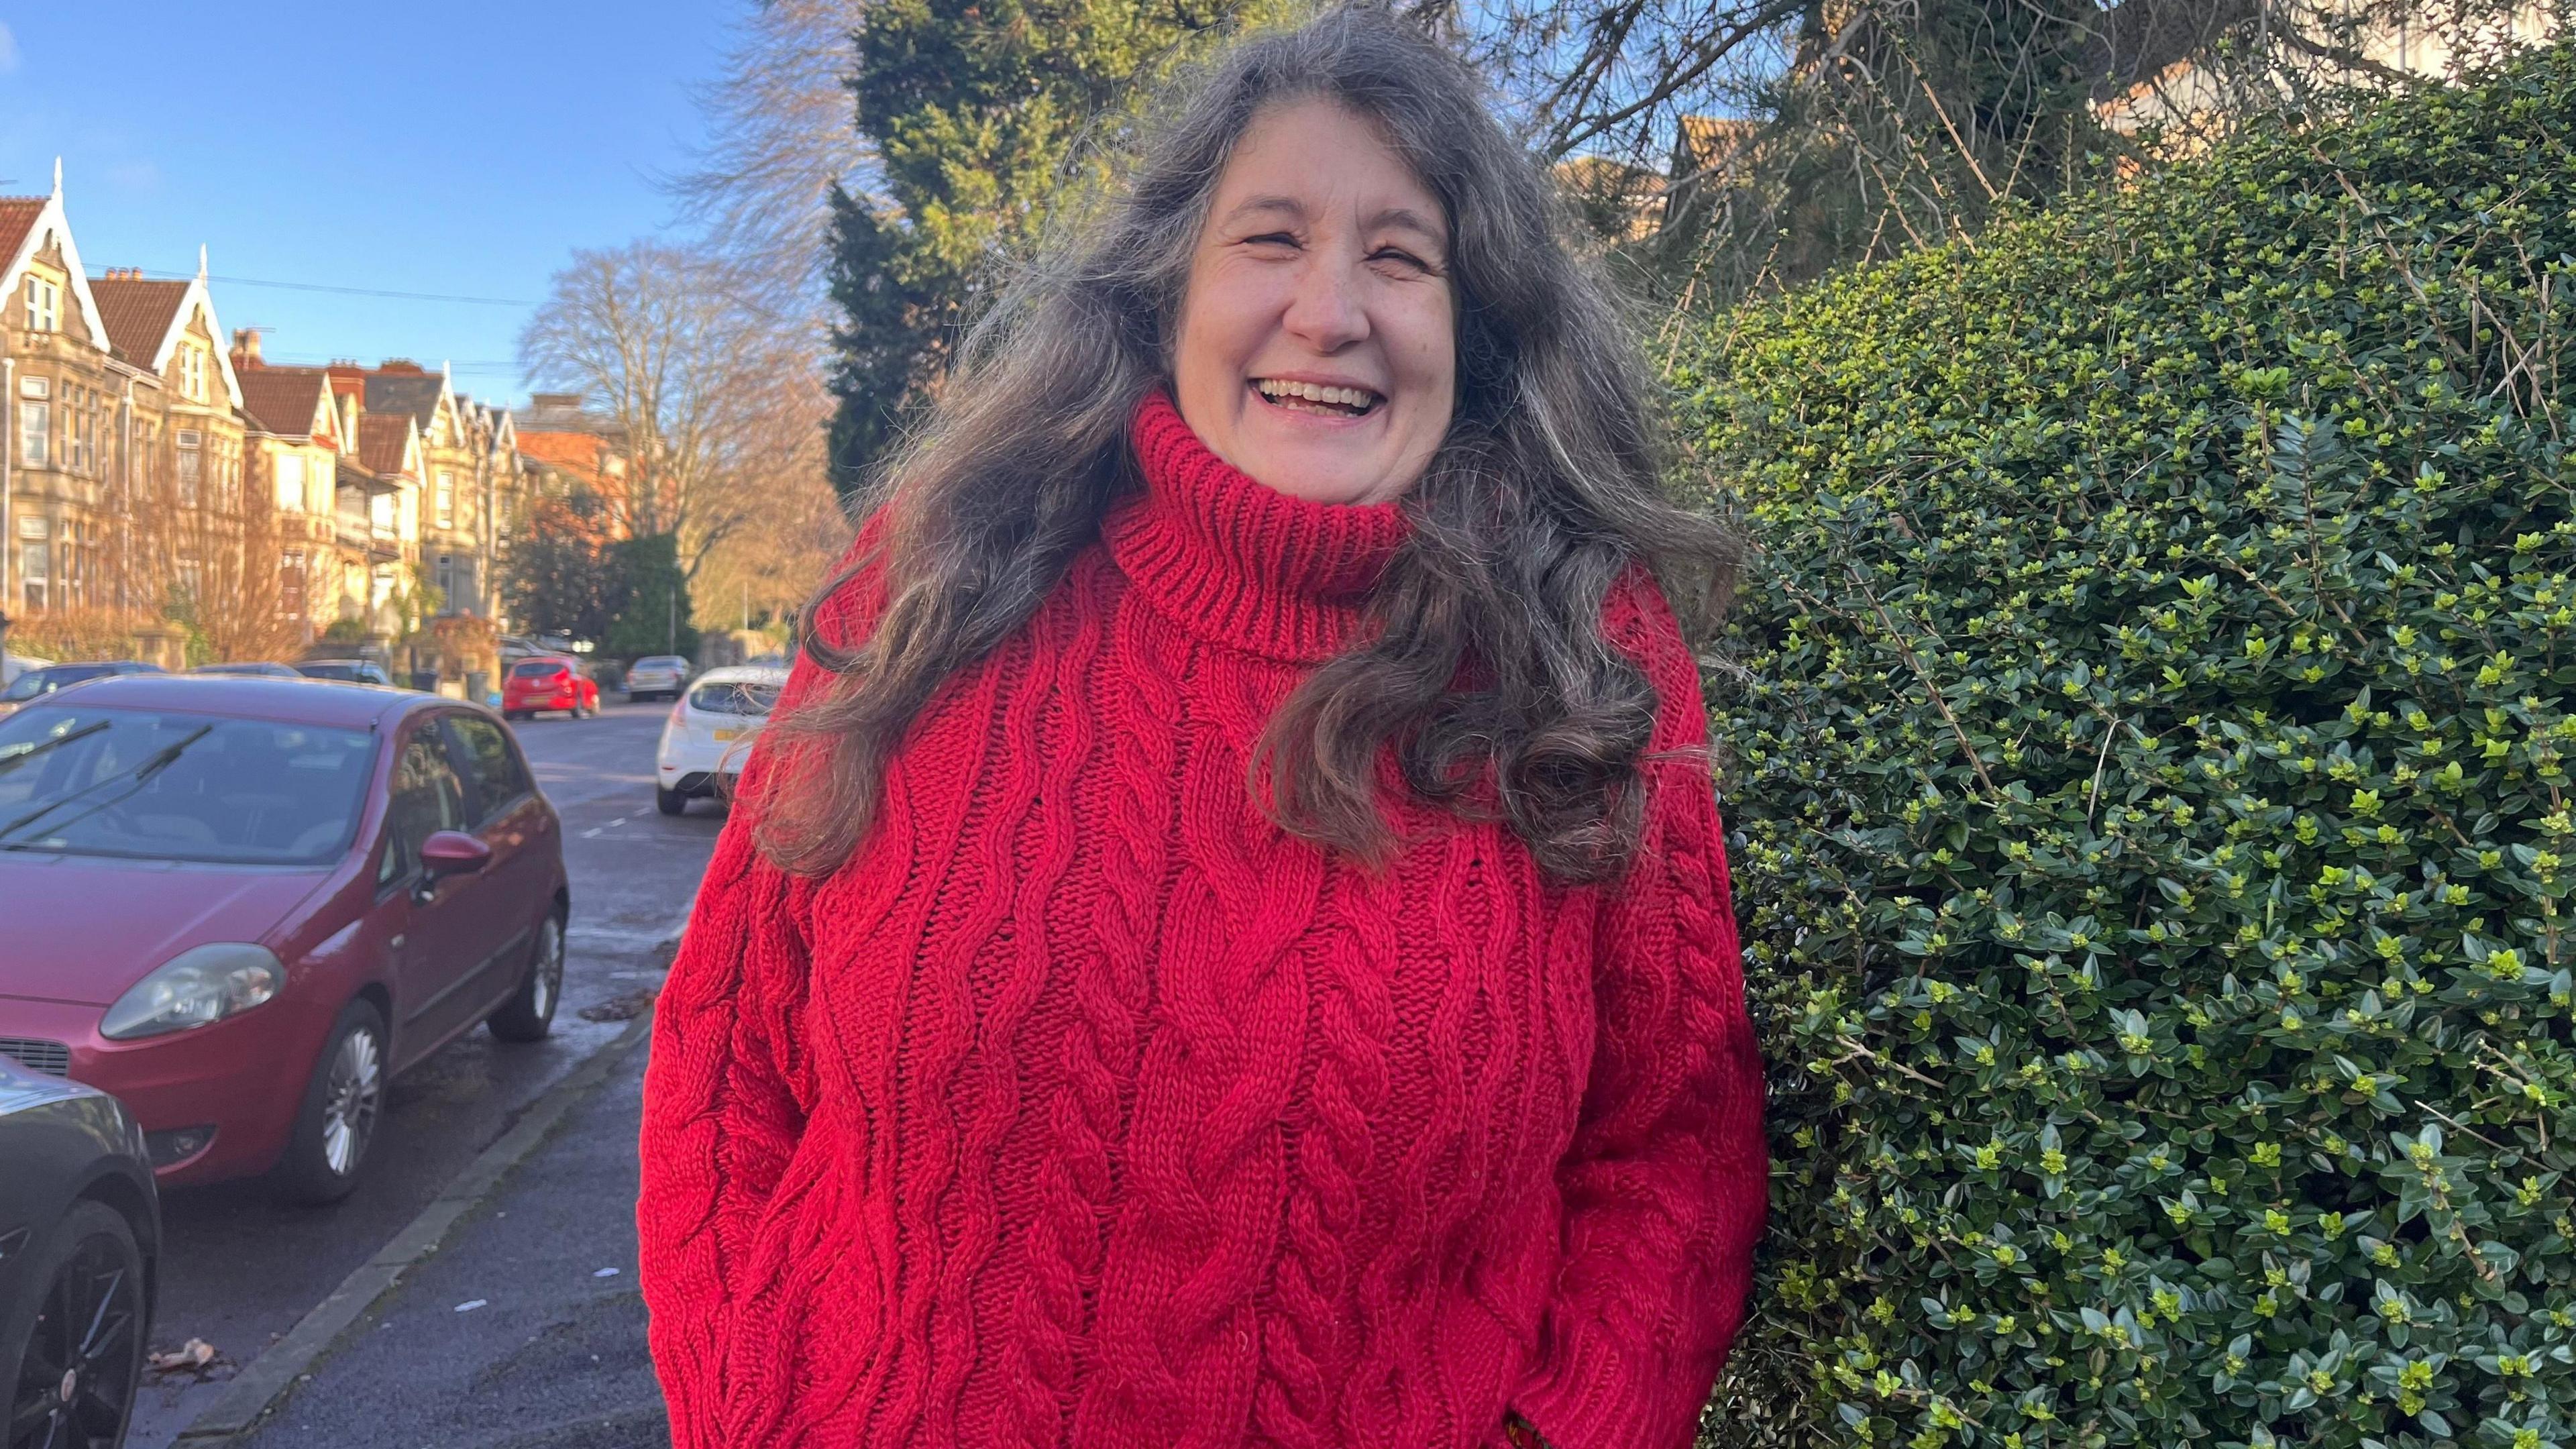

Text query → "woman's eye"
[1371,248,1432,272]
[1243,232,1299,250]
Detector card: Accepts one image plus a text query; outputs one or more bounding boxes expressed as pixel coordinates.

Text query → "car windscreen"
[295,662,364,682]
[511,661,566,679]
[3,666,109,702]
[635,657,686,670]
[688,680,783,716]
[0,706,377,866]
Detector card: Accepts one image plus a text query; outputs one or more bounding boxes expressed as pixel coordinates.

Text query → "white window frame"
[175,430,203,505]
[178,346,207,403]
[23,276,60,333]
[19,400,48,470]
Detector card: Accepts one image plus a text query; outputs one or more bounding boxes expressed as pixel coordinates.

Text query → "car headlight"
[101,943,284,1040]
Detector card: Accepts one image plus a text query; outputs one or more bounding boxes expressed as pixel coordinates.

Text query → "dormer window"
[23,276,60,333]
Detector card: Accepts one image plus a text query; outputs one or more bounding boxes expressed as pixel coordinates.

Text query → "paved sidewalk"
[235,1034,669,1449]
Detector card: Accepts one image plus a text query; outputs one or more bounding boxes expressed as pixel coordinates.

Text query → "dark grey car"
[0,1055,156,1448]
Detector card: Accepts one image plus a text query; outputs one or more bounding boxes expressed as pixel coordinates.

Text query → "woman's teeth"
[1254,378,1380,415]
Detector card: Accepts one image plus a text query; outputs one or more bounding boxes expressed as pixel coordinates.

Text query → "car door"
[374,718,496,1063]
[438,713,547,1019]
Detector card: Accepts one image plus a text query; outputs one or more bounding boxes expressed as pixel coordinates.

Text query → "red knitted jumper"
[637,392,1766,1449]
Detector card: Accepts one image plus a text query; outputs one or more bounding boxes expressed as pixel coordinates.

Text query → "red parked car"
[500,655,599,722]
[0,676,569,1201]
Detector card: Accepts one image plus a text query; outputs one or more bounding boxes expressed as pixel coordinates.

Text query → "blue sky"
[0,3,744,405]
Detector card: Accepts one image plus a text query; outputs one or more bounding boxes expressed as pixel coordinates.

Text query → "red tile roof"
[87,276,191,366]
[237,368,331,438]
[358,415,415,477]
[0,199,45,268]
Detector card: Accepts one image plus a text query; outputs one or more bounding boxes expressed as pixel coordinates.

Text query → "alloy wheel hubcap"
[321,1028,382,1178]
[11,1233,138,1449]
[533,923,561,1018]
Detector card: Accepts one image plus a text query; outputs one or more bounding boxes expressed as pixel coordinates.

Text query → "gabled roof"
[0,165,113,350]
[364,372,447,429]
[87,261,245,408]
[237,368,335,441]
[0,200,44,270]
[89,276,190,364]
[358,413,420,478]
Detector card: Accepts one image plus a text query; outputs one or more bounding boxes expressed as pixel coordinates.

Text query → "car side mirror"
[419,830,492,882]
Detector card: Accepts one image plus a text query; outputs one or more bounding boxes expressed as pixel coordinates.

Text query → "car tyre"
[0,1200,145,1449]
[276,1000,388,1205]
[488,912,564,1043]
[655,785,688,816]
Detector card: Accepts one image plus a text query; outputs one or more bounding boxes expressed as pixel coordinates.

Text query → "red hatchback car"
[0,676,569,1201]
[500,656,599,722]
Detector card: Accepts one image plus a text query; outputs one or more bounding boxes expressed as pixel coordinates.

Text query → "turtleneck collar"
[1106,389,1409,663]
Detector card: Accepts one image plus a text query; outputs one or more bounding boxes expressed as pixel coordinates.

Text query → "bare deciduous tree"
[669,0,877,313]
[1436,0,2558,310]
[519,241,822,579]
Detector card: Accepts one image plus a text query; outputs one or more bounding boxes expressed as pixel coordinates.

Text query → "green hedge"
[1680,43,2576,1449]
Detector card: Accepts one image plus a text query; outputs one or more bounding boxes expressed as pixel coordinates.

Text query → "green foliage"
[603,533,700,663]
[825,0,1252,498]
[1677,44,2576,1449]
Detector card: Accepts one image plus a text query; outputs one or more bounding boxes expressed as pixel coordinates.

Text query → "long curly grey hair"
[755,3,1737,884]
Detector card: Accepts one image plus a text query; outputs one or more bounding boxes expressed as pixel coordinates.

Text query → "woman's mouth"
[1251,378,1383,418]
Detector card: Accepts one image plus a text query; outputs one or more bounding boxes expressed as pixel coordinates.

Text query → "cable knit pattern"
[637,390,1767,1449]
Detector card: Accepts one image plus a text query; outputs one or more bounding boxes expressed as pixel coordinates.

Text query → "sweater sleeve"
[1513,574,1768,1449]
[637,514,891,1448]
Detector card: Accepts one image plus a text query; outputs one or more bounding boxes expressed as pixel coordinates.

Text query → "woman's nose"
[1280,256,1370,352]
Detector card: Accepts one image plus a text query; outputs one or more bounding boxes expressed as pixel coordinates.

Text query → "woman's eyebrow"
[1369,207,1445,248]
[1221,195,1308,227]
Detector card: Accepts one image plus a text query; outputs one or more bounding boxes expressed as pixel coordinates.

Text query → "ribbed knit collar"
[1106,389,1409,663]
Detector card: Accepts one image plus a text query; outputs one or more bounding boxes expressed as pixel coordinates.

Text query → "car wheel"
[488,912,564,1043]
[0,1201,145,1449]
[277,1000,388,1205]
[655,785,688,817]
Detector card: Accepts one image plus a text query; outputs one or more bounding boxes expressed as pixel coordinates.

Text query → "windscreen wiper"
[0,724,213,845]
[0,720,111,780]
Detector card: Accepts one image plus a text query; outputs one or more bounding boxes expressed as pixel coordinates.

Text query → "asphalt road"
[125,698,722,1449]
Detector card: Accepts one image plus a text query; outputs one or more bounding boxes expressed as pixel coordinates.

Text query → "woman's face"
[1172,97,1457,506]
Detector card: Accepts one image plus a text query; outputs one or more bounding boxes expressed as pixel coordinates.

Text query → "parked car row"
[0,658,409,722]
[0,672,576,1447]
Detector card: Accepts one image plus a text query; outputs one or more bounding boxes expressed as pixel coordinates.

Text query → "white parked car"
[655,665,787,815]
[625,655,692,702]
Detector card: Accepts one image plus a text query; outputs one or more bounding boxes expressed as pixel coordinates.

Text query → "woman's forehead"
[1212,99,1448,238]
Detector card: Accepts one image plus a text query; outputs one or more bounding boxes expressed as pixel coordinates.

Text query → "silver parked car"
[623,655,690,703]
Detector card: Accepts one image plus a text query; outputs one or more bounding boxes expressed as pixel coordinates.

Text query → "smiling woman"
[1174,97,1458,506]
[639,10,1766,1449]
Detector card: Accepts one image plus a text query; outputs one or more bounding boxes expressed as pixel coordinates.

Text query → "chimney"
[376,358,425,375]
[231,327,263,370]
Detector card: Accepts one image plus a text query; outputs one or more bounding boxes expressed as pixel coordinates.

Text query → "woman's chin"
[1244,453,1409,505]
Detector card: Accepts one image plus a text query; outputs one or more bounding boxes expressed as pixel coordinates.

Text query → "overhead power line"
[123,266,535,307]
